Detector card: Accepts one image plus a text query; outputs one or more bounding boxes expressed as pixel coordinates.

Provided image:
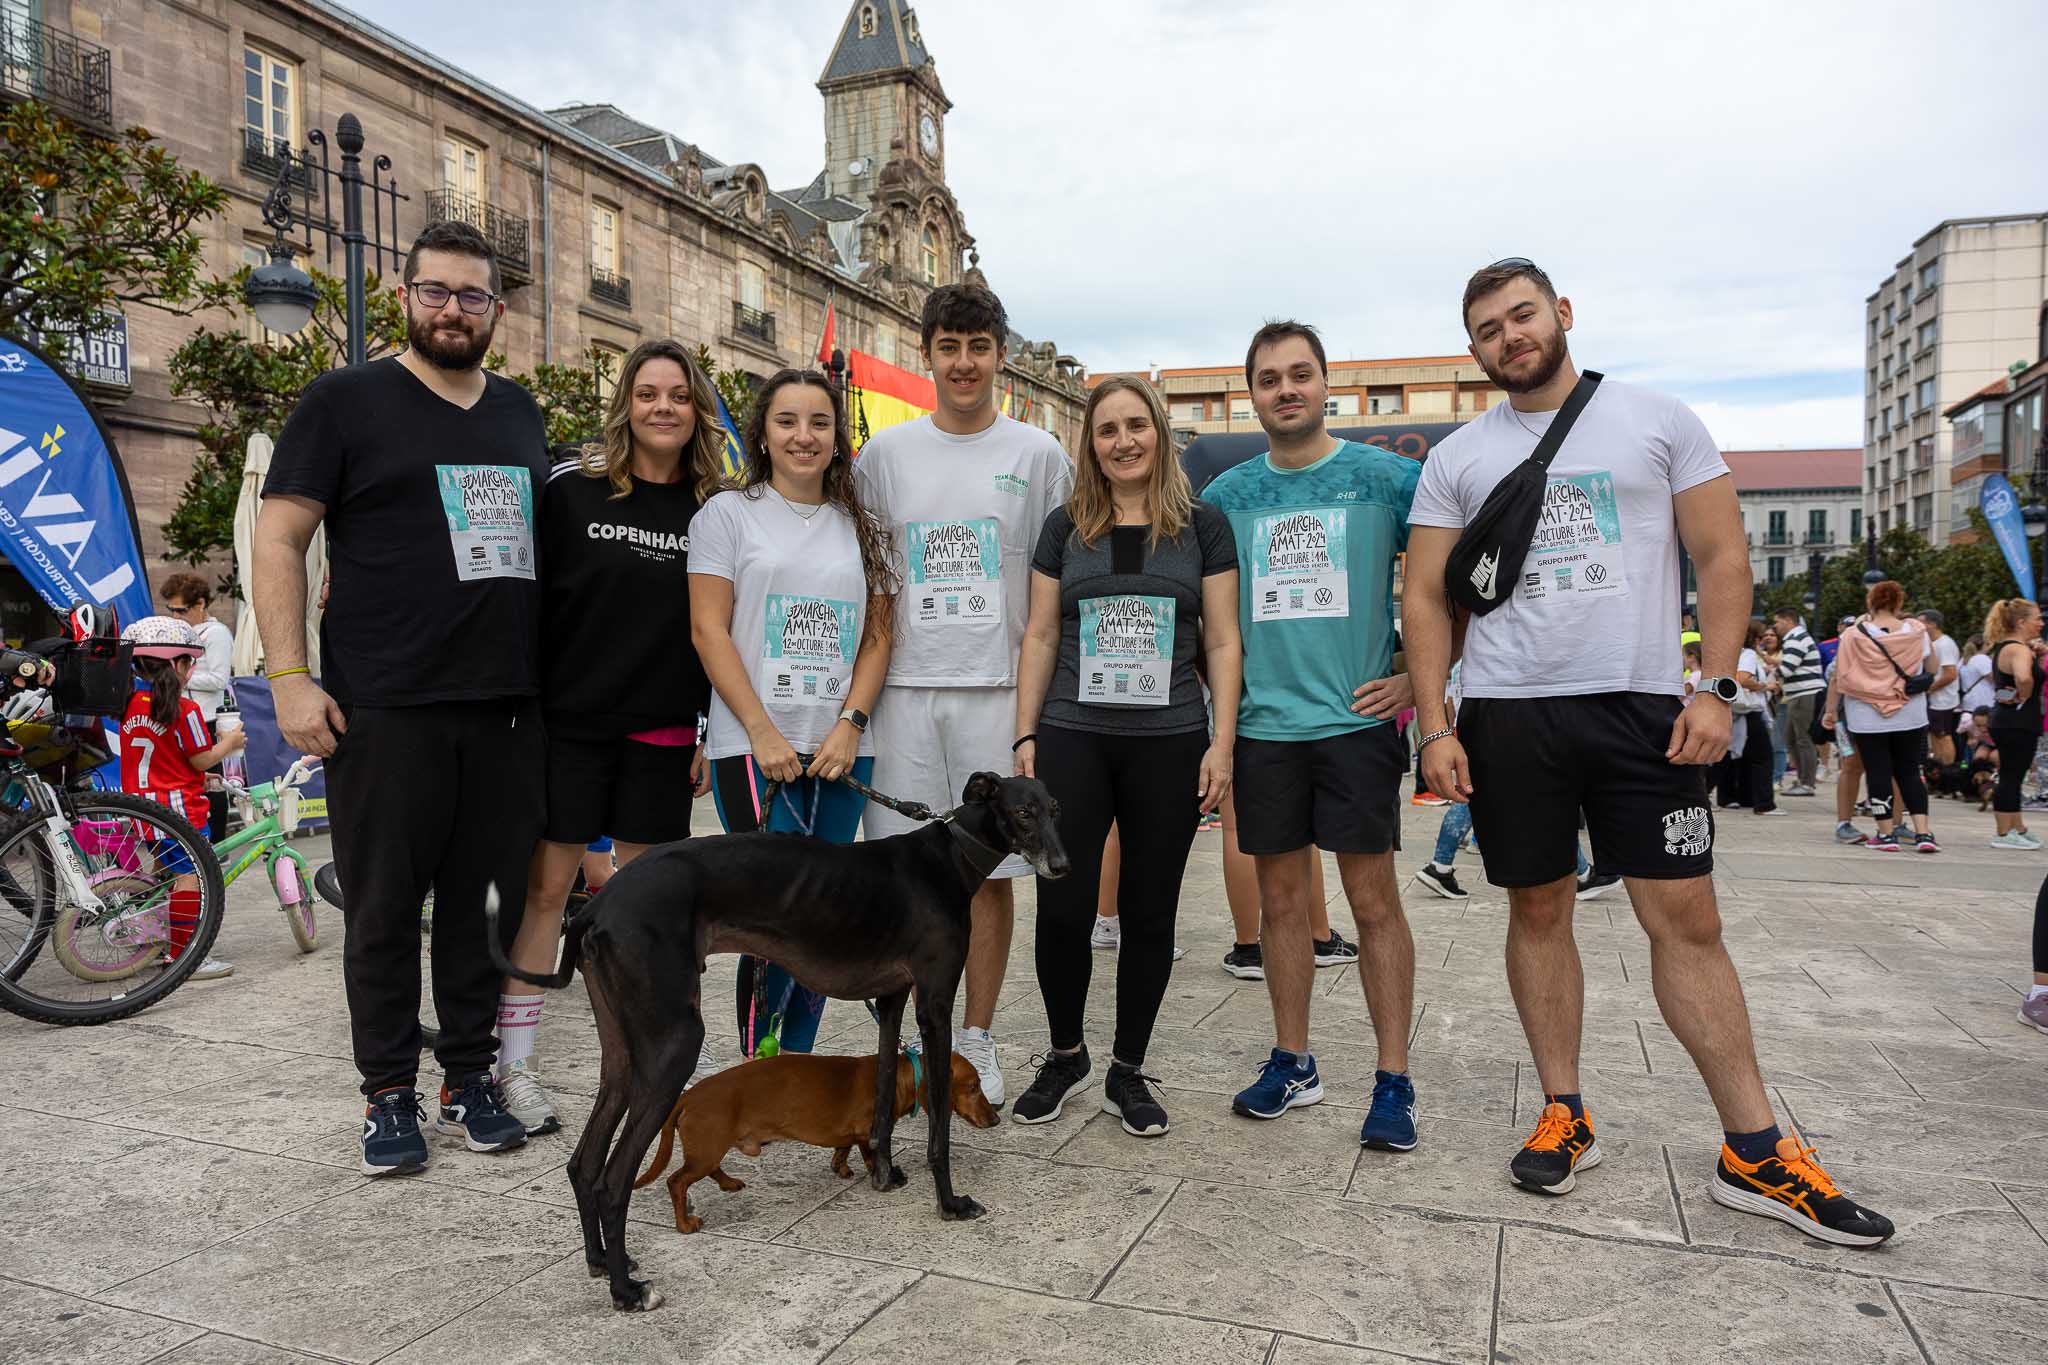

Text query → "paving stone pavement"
[4,777,2044,1363]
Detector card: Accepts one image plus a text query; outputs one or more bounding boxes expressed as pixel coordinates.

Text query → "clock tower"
[819,1,951,207]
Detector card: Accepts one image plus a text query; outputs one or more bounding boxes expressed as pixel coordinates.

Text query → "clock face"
[919,113,938,156]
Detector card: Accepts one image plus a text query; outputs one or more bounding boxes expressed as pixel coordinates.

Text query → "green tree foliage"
[0,102,225,342]
[521,348,615,451]
[692,342,756,433]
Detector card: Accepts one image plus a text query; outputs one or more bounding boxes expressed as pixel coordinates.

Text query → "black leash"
[758,766,1007,861]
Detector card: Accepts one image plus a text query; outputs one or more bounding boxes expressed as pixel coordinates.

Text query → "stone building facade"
[25,0,1089,568]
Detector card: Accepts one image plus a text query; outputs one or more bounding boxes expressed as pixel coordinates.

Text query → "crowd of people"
[231,219,2032,1252]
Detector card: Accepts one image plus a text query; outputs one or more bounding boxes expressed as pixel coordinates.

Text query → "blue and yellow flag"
[713,388,746,482]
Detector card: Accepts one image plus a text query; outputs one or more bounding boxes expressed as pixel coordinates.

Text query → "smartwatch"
[1697,676,1740,704]
[839,706,869,732]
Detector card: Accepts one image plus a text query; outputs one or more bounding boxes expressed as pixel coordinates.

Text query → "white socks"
[495,992,544,1074]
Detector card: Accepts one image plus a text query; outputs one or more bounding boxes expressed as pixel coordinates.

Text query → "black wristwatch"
[839,706,869,732]
[1697,675,1740,704]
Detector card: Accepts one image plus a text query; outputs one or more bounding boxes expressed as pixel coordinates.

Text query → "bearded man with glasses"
[254,219,551,1177]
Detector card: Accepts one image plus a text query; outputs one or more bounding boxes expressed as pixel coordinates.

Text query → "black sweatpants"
[2034,872,2048,974]
[1993,727,2040,814]
[1033,723,1205,1067]
[1849,725,1928,821]
[324,698,545,1097]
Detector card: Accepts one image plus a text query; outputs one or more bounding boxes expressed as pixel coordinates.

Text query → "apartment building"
[1094,356,1502,437]
[1723,449,1862,589]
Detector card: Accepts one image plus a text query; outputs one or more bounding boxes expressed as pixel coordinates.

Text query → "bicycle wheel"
[272,854,317,953]
[0,793,226,1026]
[313,861,344,909]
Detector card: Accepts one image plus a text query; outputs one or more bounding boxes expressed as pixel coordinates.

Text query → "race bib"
[906,518,1003,625]
[436,464,536,582]
[1079,595,1174,706]
[1250,508,1349,621]
[763,594,859,706]
[1516,472,1628,604]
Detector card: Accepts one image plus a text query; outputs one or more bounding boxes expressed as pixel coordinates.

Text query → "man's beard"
[1481,325,1568,395]
[406,308,493,371]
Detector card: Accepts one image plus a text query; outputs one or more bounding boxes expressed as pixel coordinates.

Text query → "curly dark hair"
[738,369,898,629]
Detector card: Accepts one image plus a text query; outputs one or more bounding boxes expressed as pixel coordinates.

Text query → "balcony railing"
[733,300,776,347]
[1763,531,1793,546]
[241,128,311,186]
[589,266,631,310]
[423,188,532,279]
[1803,531,1832,545]
[0,12,112,133]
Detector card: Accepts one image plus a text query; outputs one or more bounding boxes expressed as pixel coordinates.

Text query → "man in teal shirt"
[1202,320,1421,1151]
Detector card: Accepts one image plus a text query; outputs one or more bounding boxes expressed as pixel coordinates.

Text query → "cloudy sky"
[346,0,2048,449]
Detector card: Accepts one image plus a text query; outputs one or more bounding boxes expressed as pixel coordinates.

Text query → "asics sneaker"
[360,1086,428,1177]
[1231,1047,1323,1120]
[435,1072,527,1153]
[1359,1071,1418,1152]
[1709,1134,1895,1246]
[1313,931,1358,967]
[1222,943,1264,980]
[497,1055,561,1136]
[1510,1101,1600,1195]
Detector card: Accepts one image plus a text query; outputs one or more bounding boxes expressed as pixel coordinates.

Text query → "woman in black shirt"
[496,339,726,1135]
[1010,376,1241,1137]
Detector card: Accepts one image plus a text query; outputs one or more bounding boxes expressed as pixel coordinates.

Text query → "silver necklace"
[770,485,825,523]
[1510,405,1550,438]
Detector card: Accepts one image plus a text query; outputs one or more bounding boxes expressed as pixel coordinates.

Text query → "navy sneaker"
[435,1072,528,1153]
[1231,1047,1324,1119]
[360,1086,428,1177]
[1360,1070,1418,1151]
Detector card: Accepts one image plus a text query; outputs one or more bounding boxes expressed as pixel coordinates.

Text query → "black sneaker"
[1312,931,1357,967]
[435,1072,528,1152]
[1222,943,1264,980]
[1102,1061,1169,1137]
[1010,1045,1091,1125]
[1709,1134,1895,1246]
[1411,864,1469,900]
[1575,871,1623,901]
[1510,1101,1601,1195]
[360,1086,428,1177]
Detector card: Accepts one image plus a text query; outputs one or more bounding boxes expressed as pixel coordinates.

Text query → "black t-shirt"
[540,459,712,738]
[264,358,551,708]
[1029,500,1237,736]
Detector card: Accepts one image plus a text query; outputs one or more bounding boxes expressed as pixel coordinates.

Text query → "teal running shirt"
[1202,440,1420,741]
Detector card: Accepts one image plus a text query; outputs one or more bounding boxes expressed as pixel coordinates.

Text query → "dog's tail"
[633,1113,680,1188]
[483,882,586,989]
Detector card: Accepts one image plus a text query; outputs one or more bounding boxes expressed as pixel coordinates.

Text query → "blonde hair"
[1983,597,2039,643]
[1067,375,1192,550]
[579,339,727,503]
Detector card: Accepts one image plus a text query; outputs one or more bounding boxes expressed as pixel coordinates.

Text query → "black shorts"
[1234,724,1404,857]
[1461,692,1712,888]
[545,734,696,846]
[1927,708,1959,737]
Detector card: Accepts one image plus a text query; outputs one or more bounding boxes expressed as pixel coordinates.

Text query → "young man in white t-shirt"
[1917,610,1963,765]
[1402,260,1894,1248]
[855,284,1072,1108]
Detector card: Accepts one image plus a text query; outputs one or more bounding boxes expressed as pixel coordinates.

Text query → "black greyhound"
[486,771,1068,1311]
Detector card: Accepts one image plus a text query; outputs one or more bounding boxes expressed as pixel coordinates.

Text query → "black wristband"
[1012,733,1038,752]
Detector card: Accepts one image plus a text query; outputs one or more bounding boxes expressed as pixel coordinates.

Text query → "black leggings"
[2035,872,2048,974]
[1993,727,2040,814]
[1033,723,1205,1066]
[1849,726,1928,822]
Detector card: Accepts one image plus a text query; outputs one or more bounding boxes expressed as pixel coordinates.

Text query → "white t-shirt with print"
[1961,650,1995,711]
[1928,633,1962,710]
[689,488,874,762]
[855,413,1072,688]
[1410,378,1727,699]
[1842,622,1931,735]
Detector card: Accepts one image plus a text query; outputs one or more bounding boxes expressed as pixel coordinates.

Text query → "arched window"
[858,4,877,37]
[921,225,940,285]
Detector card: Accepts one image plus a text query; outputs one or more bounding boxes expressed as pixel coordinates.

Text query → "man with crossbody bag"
[1402,259,1894,1246]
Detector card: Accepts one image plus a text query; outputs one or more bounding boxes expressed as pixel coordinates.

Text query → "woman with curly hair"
[689,367,897,1057]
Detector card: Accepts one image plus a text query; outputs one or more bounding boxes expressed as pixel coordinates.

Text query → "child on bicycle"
[119,617,244,981]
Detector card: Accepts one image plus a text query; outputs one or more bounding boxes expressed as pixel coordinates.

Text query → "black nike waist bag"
[1445,370,1602,616]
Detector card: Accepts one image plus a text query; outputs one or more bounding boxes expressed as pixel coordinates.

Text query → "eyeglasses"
[1485,256,1551,282]
[409,282,497,315]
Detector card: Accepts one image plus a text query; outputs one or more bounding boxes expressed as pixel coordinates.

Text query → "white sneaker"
[188,956,234,980]
[955,1025,1004,1108]
[1991,831,2043,850]
[497,1055,561,1135]
[1091,915,1121,950]
[1171,945,1186,961]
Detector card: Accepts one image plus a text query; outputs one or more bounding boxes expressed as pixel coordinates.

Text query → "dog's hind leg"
[709,1164,745,1192]
[867,987,910,1191]
[663,1167,702,1234]
[914,980,984,1222]
[597,1023,702,1310]
[573,981,634,1279]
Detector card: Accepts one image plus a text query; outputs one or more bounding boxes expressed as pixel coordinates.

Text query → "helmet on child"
[122,615,204,661]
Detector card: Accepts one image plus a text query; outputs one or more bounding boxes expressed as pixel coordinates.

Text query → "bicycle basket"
[49,637,135,717]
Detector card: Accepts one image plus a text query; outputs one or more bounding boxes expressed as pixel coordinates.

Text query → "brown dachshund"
[633,1050,999,1233]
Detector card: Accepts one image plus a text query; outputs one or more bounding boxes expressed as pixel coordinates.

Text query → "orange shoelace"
[1776,1136,1843,1199]
[1524,1103,1577,1152]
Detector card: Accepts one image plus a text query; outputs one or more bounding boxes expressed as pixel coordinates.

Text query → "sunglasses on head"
[1486,256,1552,282]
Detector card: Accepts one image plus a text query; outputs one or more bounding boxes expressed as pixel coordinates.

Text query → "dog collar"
[942,810,1010,865]
[908,1048,923,1118]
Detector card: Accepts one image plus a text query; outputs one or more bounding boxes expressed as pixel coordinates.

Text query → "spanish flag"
[713,388,747,482]
[847,350,935,452]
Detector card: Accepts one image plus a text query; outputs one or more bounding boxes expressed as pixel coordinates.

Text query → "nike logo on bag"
[1470,550,1499,599]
